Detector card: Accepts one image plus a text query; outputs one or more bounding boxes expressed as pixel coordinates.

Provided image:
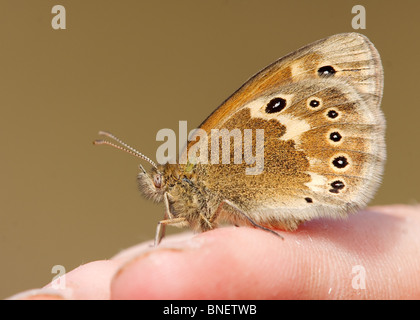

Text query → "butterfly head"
[137,164,167,203]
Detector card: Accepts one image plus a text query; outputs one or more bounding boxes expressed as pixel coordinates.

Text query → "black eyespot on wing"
[327,110,339,119]
[266,97,286,114]
[309,99,320,108]
[331,180,345,189]
[332,156,349,169]
[305,197,313,203]
[318,66,336,77]
[329,180,345,194]
[329,132,342,142]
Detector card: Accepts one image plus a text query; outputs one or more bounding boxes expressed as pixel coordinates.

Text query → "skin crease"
[7,204,420,300]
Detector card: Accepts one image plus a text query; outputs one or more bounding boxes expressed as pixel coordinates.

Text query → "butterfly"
[95,33,385,245]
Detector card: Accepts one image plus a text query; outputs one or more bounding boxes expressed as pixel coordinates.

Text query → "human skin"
[7,205,420,300]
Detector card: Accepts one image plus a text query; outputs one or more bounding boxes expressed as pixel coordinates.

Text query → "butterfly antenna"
[93,131,158,169]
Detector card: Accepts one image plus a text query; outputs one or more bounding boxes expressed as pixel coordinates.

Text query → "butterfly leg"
[152,193,181,246]
[216,199,284,240]
[154,217,188,247]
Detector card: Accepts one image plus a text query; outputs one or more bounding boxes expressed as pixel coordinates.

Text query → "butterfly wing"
[189,33,385,230]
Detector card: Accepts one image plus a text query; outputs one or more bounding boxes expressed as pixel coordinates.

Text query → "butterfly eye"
[153,174,162,188]
[317,65,336,77]
[265,97,286,113]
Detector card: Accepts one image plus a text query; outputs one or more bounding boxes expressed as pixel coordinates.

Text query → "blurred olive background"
[0,0,419,298]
